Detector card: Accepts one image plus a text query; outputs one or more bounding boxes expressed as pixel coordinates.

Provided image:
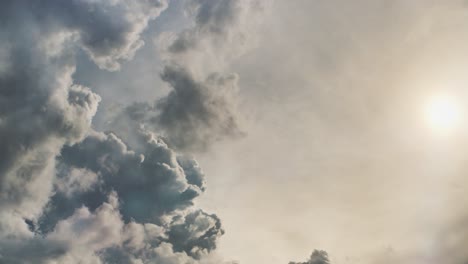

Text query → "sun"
[424,94,462,132]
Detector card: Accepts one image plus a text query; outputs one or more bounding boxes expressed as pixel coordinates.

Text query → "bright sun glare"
[425,95,462,132]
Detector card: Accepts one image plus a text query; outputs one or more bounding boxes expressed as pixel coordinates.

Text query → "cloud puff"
[114,64,243,152]
[46,130,206,226]
[157,64,243,151]
[16,0,168,71]
[135,0,269,152]
[167,210,224,258]
[0,194,120,264]
[289,250,331,264]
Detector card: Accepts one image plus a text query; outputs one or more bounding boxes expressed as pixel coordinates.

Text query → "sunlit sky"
[425,94,462,133]
[2,1,468,264]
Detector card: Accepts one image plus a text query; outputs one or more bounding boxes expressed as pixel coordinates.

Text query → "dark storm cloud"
[0,8,101,219]
[31,127,223,262]
[156,65,244,151]
[0,0,228,263]
[45,130,205,226]
[37,130,223,263]
[100,210,224,263]
[0,0,167,217]
[0,0,269,262]
[5,128,224,263]
[167,210,224,258]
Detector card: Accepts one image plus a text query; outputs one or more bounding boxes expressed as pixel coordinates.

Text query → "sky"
[2,1,468,264]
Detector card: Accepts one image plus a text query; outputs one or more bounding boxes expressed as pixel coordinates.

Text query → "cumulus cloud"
[0,2,102,222]
[17,0,169,71]
[0,0,232,263]
[2,128,225,263]
[47,130,206,226]
[112,64,244,151]
[29,128,224,263]
[46,195,124,263]
[156,65,243,151]
[0,0,168,219]
[110,0,269,152]
[167,210,224,258]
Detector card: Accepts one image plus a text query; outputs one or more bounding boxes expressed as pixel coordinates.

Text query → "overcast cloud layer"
[4,1,468,264]
[195,0,468,263]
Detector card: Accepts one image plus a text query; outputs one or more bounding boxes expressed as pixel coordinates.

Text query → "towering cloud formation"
[143,0,267,151]
[0,0,105,226]
[0,0,236,263]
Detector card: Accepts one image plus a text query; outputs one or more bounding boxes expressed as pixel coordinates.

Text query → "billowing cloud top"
[0,0,262,263]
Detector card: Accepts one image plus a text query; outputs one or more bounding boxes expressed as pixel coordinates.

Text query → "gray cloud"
[108,63,244,152]
[0,0,230,263]
[167,210,224,258]
[102,0,264,152]
[18,0,168,71]
[0,0,167,219]
[48,130,205,225]
[124,0,268,152]
[167,0,242,54]
[157,64,243,151]
[116,64,244,152]
[3,129,224,263]
[30,129,224,263]
[289,250,331,264]
[0,2,102,222]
